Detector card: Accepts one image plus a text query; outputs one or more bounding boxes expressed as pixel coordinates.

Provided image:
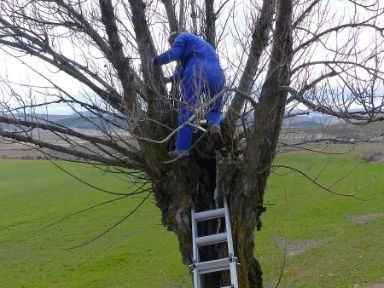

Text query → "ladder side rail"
[224,198,239,288]
[191,207,199,263]
[224,199,235,256]
[191,207,201,288]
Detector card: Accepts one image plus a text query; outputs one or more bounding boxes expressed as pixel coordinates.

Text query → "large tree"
[0,0,383,287]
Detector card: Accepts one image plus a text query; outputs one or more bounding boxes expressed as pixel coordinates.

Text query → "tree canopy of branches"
[0,0,383,287]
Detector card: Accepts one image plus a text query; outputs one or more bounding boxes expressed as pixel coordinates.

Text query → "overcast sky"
[0,0,382,115]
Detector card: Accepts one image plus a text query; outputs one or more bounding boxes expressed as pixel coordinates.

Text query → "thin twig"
[66,191,152,250]
[48,159,138,196]
[45,186,151,229]
[272,164,362,197]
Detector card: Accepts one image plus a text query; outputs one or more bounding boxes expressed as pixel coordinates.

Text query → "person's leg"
[174,74,199,157]
[205,111,222,127]
[206,68,225,112]
[204,68,226,150]
[174,105,193,156]
[205,68,225,125]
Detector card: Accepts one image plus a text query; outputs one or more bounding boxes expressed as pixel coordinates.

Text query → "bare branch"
[225,0,276,130]
[293,0,321,28]
[0,115,143,164]
[293,20,384,54]
[99,0,142,112]
[66,191,152,249]
[272,164,361,197]
[282,86,384,122]
[161,0,179,32]
[127,0,168,121]
[190,0,198,34]
[205,0,216,47]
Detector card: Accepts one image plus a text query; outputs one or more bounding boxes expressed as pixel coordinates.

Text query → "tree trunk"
[150,131,265,288]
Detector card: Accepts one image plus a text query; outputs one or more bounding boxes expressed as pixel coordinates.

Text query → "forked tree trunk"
[149,0,293,287]
[141,0,292,286]
[150,132,266,288]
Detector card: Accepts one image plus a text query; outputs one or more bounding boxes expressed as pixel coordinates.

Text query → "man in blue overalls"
[154,32,226,158]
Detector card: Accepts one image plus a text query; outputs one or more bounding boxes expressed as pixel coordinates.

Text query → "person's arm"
[153,34,186,65]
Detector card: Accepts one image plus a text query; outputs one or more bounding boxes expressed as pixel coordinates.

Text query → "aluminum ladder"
[190,198,238,288]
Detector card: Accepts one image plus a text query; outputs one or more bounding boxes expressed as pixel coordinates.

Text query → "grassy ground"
[0,160,188,288]
[0,153,383,287]
[260,152,384,288]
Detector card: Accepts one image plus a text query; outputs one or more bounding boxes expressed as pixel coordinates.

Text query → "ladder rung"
[194,208,225,221]
[195,232,227,247]
[194,257,230,274]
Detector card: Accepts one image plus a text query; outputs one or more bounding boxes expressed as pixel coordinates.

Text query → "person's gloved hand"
[153,57,160,66]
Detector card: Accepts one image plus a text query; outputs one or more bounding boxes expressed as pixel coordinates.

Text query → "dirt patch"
[346,213,384,224]
[361,152,384,163]
[0,129,137,160]
[0,141,44,159]
[370,283,384,288]
[275,236,330,257]
[351,282,384,288]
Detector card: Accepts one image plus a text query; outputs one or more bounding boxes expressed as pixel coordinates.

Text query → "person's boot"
[209,125,224,150]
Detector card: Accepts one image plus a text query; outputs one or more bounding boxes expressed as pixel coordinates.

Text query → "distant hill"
[0,113,112,131]
[54,116,105,130]
[39,112,117,130]
[2,110,370,131]
[285,120,323,127]
[62,110,344,130]
[237,110,346,129]
[283,112,344,128]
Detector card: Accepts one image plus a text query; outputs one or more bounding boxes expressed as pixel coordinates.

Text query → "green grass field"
[0,152,383,288]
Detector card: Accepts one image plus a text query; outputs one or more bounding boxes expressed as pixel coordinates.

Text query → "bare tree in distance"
[1,0,383,287]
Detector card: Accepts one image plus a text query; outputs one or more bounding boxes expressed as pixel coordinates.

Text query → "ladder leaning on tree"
[190,197,239,288]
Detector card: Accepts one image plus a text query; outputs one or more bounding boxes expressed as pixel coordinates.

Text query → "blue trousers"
[175,66,225,155]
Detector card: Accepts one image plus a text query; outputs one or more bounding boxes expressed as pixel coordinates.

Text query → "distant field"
[0,152,383,288]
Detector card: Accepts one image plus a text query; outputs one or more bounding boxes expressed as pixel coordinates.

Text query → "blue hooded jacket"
[153,32,224,87]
